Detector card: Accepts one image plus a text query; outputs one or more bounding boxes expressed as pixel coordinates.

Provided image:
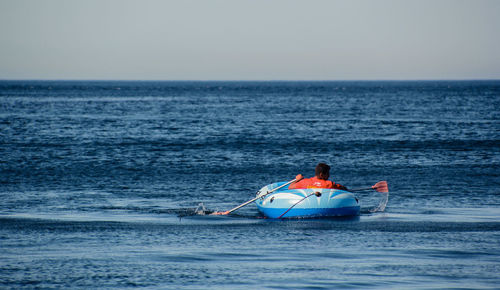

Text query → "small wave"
[369,192,389,213]
[194,203,208,215]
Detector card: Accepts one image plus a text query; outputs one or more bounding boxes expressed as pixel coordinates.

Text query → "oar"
[213,178,300,215]
[348,181,389,193]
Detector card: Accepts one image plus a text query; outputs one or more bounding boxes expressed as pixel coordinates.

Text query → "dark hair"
[315,163,330,177]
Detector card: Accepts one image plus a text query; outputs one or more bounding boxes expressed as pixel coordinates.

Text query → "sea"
[1,80,499,289]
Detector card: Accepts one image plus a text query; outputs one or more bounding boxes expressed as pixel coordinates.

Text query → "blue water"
[1,80,499,289]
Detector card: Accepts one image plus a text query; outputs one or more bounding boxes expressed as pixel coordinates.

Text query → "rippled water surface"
[1,81,499,289]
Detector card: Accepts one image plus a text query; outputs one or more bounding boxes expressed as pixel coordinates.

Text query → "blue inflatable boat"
[255,181,360,218]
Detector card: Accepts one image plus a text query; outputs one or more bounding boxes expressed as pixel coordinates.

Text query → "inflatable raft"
[255,181,360,218]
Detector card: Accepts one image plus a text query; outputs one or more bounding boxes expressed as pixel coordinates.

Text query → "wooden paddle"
[213,177,301,215]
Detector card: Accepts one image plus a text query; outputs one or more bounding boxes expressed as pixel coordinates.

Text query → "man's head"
[315,163,330,180]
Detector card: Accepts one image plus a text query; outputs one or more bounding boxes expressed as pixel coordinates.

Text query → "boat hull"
[255,182,360,218]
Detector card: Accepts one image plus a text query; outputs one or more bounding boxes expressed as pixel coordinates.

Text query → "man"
[289,163,348,190]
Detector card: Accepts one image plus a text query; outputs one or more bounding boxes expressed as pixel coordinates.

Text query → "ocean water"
[1,80,499,289]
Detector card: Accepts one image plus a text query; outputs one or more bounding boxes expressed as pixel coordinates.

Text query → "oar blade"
[212,211,230,215]
[372,181,389,193]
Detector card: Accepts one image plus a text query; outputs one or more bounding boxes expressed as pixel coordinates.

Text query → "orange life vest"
[288,176,344,189]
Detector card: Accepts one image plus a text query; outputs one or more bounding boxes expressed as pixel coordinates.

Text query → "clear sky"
[1,0,499,80]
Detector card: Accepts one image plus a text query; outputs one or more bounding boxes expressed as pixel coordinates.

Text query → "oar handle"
[225,178,299,214]
[348,187,373,192]
[225,197,260,214]
[349,181,388,193]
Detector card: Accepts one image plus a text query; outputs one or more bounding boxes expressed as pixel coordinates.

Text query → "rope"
[277,192,321,219]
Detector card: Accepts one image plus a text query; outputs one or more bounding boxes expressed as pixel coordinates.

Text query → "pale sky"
[1,0,499,80]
